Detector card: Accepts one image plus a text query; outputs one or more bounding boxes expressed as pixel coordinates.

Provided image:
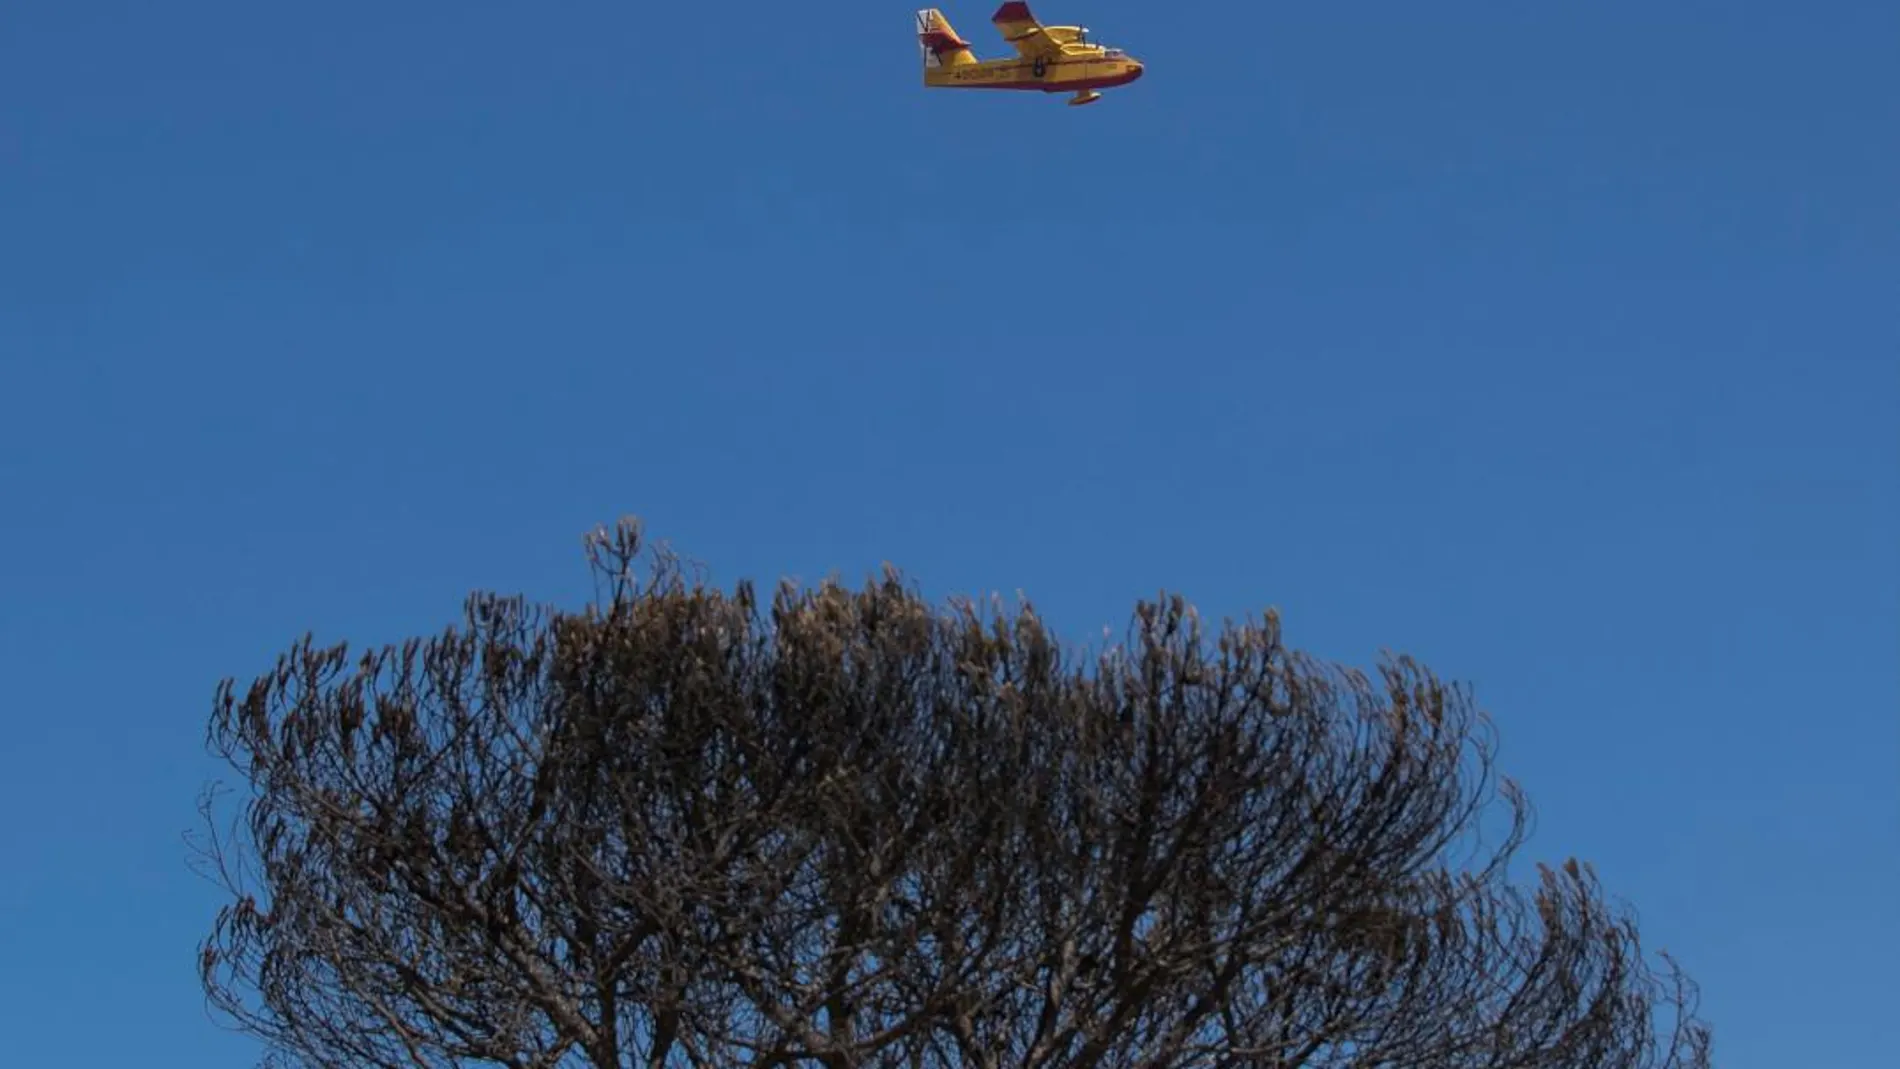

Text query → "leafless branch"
[195,517,1711,1069]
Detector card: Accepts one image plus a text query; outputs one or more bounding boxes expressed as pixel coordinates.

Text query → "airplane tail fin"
[916,8,977,69]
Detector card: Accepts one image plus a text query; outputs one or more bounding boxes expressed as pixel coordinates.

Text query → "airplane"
[916,3,1145,107]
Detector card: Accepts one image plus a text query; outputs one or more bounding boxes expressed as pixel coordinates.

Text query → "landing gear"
[1068,90,1102,106]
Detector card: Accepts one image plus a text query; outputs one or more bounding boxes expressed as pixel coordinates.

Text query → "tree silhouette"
[194,518,1711,1068]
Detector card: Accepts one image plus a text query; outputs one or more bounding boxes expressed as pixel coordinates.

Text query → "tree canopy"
[194,519,1711,1068]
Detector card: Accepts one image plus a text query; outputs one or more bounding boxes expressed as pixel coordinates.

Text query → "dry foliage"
[194,518,1712,1068]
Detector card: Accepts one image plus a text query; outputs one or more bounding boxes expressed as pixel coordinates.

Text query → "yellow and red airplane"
[916,3,1145,107]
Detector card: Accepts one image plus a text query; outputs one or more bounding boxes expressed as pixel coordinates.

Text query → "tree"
[194,518,1712,1069]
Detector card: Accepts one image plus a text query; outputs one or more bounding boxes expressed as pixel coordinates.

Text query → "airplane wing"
[991,2,1063,60]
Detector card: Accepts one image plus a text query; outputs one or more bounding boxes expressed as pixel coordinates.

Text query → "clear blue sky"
[2,1,1894,1064]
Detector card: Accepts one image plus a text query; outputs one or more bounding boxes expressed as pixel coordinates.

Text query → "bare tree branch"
[195,517,1712,1069]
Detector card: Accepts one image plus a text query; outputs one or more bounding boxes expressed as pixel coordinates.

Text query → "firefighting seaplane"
[916,3,1145,106]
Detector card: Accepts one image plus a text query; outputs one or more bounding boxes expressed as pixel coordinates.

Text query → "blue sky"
[2,0,1894,1064]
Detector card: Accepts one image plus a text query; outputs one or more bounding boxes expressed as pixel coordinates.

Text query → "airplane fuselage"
[924,51,1145,94]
